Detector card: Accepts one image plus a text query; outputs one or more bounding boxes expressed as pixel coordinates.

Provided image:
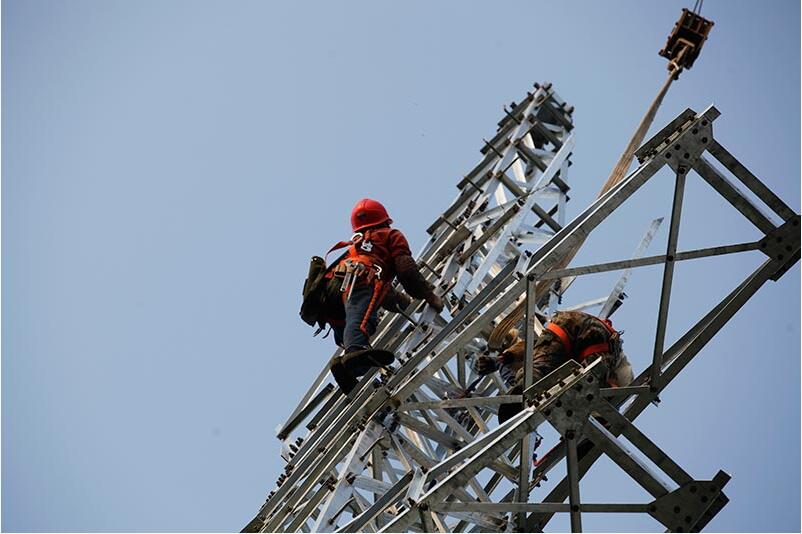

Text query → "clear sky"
[2,0,799,532]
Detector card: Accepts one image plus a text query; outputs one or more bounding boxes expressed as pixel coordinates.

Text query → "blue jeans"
[332,281,380,353]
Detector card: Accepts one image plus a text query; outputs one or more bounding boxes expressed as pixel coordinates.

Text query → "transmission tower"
[244,81,799,533]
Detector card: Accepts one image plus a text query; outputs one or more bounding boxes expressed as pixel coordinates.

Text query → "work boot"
[330,356,358,395]
[497,385,524,424]
[342,348,395,375]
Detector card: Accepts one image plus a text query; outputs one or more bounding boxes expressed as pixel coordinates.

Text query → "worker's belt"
[546,320,616,361]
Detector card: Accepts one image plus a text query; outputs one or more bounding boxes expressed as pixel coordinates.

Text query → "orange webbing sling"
[546,318,618,361]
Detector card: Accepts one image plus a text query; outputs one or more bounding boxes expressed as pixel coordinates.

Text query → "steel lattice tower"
[244,82,800,533]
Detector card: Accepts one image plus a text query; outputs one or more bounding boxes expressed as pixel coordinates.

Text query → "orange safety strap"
[578,342,611,360]
[325,240,353,261]
[597,317,617,335]
[548,320,617,361]
[324,230,373,262]
[359,280,388,335]
[577,316,618,360]
[546,322,572,357]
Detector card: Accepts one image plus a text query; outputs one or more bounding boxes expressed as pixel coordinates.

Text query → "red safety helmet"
[351,198,392,232]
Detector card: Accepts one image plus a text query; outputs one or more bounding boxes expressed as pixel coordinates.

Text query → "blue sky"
[3,0,799,532]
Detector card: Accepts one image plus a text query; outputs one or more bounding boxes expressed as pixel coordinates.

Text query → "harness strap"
[579,316,619,360]
[546,323,573,357]
[597,317,617,335]
[324,241,353,263]
[547,318,618,361]
[359,280,388,335]
[578,342,612,360]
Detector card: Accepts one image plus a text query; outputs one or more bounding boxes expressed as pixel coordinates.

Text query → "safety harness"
[324,230,391,335]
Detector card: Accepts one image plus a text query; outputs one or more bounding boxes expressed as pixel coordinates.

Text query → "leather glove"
[475,355,499,375]
[497,350,516,366]
[395,290,413,311]
[425,293,444,313]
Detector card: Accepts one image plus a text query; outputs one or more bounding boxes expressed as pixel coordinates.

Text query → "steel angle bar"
[401,422,438,462]
[515,139,549,172]
[353,476,392,495]
[532,202,562,232]
[388,434,415,473]
[489,371,513,395]
[534,241,760,281]
[599,385,652,399]
[511,155,534,184]
[693,155,778,234]
[707,139,796,221]
[435,175,493,235]
[430,227,475,267]
[430,502,651,514]
[284,484,331,533]
[413,409,451,462]
[431,505,506,531]
[306,385,344,432]
[514,234,551,248]
[337,472,415,533]
[556,173,569,230]
[562,296,607,312]
[650,170,687,391]
[397,413,463,450]
[530,120,564,149]
[456,351,467,388]
[594,402,693,486]
[497,170,526,198]
[418,377,455,402]
[565,433,583,532]
[512,223,555,239]
[583,418,673,498]
[516,275,538,528]
[278,372,338,439]
[397,395,522,412]
[379,455,403,485]
[417,508,436,533]
[464,198,517,227]
[406,467,430,506]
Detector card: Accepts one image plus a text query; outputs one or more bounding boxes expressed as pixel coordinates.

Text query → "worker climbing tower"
[245,8,799,533]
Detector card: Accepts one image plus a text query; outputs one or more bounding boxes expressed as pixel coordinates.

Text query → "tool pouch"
[300,256,329,327]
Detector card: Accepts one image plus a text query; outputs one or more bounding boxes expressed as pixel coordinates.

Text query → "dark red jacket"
[338,225,433,300]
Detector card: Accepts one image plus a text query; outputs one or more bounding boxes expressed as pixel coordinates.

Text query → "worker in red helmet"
[322,199,444,393]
